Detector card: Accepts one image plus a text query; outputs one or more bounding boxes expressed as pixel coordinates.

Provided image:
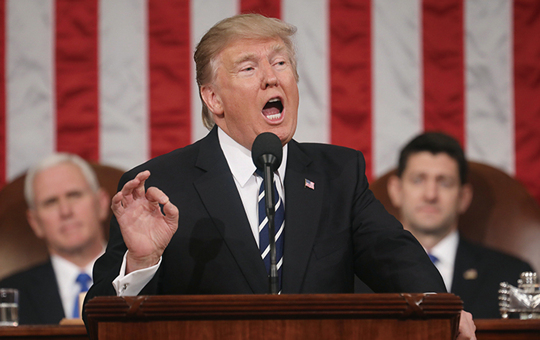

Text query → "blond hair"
[194,14,298,130]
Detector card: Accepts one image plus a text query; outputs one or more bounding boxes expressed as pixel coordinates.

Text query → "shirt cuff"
[112,251,161,296]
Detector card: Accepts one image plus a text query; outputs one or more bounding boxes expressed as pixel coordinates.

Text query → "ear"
[458,183,473,214]
[27,209,45,239]
[96,188,111,222]
[387,175,403,208]
[200,84,224,118]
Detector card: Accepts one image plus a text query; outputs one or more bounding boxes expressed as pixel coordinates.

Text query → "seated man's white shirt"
[51,252,102,318]
[113,127,288,296]
[428,230,459,292]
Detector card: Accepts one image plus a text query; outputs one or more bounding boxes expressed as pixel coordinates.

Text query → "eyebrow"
[232,44,287,67]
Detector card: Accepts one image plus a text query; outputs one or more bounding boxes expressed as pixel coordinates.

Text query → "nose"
[261,61,279,89]
[423,180,438,202]
[58,198,73,217]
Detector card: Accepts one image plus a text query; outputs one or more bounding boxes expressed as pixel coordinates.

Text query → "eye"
[66,190,86,202]
[410,176,423,185]
[68,191,83,198]
[41,198,58,208]
[273,59,287,69]
[439,177,456,188]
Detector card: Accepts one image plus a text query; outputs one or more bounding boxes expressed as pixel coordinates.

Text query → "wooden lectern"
[85,293,462,340]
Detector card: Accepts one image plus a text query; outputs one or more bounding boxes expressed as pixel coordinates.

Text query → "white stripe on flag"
[6,0,55,180]
[283,0,330,144]
[99,0,149,171]
[190,0,238,143]
[465,0,514,175]
[373,0,423,178]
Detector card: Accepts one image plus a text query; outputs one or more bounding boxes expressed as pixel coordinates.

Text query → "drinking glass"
[0,288,18,326]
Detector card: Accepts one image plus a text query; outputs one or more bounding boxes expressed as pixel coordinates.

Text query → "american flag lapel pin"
[304,178,315,190]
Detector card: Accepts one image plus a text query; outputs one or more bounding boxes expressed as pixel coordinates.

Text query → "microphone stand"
[262,158,279,295]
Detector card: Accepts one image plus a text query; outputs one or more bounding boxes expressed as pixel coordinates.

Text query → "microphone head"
[251,132,283,172]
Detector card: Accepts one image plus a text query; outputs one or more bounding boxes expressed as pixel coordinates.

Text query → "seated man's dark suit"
[355,237,534,319]
[452,237,533,319]
[87,127,446,299]
[0,261,64,324]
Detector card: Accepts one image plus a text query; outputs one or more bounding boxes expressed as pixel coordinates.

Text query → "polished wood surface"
[85,293,462,340]
[0,325,87,339]
[476,319,540,340]
[1,317,539,339]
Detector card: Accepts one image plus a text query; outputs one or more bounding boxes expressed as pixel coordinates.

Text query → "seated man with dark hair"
[356,132,533,319]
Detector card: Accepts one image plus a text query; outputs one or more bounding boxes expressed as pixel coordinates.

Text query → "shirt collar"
[217,127,288,186]
[430,230,459,265]
[50,253,98,294]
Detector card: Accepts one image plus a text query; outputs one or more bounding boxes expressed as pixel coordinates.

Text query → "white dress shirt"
[113,127,288,296]
[427,230,459,292]
[51,252,102,318]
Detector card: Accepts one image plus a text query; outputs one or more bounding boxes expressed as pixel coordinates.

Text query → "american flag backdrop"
[0,0,539,204]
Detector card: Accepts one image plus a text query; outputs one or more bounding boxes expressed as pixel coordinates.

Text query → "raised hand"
[111,170,179,274]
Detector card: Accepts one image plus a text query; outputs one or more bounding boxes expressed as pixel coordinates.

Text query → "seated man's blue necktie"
[428,253,439,264]
[257,170,285,292]
[72,273,92,318]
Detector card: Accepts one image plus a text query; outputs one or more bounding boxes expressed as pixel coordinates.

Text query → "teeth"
[267,113,282,120]
[269,98,280,103]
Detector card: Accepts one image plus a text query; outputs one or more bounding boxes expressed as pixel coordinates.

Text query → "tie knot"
[428,253,439,264]
[76,273,92,292]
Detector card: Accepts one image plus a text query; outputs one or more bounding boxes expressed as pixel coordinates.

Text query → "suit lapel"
[452,238,482,307]
[29,262,65,324]
[193,128,268,293]
[282,141,325,293]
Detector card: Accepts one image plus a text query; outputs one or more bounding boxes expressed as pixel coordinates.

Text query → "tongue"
[262,106,280,117]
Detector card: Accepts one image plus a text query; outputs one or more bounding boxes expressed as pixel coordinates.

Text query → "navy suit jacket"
[355,237,534,319]
[452,237,533,319]
[0,261,64,325]
[87,127,446,300]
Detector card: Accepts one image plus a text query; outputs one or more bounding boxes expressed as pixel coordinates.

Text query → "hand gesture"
[111,170,179,274]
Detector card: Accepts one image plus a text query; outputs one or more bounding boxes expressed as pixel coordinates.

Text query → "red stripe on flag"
[330,0,372,179]
[55,0,99,161]
[0,0,5,186]
[148,0,191,158]
[422,0,465,146]
[514,0,540,204]
[240,0,281,18]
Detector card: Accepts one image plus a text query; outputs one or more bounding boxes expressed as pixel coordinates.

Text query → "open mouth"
[262,98,284,120]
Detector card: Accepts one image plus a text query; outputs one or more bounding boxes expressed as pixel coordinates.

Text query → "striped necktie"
[257,170,285,291]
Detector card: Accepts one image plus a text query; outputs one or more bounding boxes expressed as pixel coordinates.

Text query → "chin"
[273,126,295,144]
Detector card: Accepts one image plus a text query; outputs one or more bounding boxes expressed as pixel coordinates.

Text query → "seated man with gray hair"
[0,153,110,324]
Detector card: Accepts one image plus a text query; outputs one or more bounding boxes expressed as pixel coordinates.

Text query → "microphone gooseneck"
[251,132,283,295]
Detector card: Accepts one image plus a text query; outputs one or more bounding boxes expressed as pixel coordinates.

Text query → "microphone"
[252,132,283,294]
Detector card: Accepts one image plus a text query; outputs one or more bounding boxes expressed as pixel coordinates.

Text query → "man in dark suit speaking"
[86,14,475,338]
